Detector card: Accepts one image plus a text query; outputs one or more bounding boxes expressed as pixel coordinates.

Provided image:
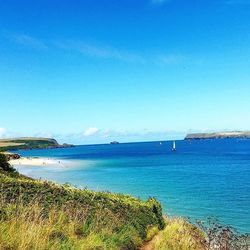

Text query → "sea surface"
[15,139,250,233]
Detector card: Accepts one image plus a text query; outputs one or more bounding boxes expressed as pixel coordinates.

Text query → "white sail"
[172,141,176,151]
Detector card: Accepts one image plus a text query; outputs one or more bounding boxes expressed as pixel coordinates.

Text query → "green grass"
[0,170,164,250]
[0,137,59,151]
[0,200,142,249]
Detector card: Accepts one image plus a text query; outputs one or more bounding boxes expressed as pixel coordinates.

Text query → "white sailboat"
[172,141,176,151]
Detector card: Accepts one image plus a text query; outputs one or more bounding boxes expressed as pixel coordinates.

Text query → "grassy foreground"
[0,162,164,249]
[0,171,207,250]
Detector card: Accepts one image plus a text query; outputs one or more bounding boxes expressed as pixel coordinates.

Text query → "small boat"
[172,141,176,151]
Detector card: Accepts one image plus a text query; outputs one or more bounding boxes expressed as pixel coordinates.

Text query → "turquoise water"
[15,139,250,233]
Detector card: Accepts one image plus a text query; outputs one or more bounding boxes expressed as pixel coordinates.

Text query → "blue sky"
[0,0,250,144]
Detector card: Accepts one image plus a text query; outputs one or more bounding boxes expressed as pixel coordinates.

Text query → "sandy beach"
[9,157,64,167]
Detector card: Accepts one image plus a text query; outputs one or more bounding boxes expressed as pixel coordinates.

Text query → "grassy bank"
[0,160,164,249]
[142,217,206,250]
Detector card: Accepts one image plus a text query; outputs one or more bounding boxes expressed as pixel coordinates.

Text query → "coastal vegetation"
[0,153,16,172]
[0,137,73,151]
[185,131,250,140]
[0,153,164,249]
[0,137,57,151]
[150,217,206,250]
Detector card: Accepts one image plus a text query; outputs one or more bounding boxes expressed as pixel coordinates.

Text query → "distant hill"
[0,137,73,151]
[185,131,250,140]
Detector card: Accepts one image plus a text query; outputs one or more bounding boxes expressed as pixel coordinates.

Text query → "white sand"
[9,157,64,167]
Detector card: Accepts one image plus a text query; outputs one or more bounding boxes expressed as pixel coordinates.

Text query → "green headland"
[0,137,73,151]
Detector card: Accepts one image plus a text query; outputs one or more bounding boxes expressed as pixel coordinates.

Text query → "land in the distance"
[185,131,250,140]
[0,137,74,151]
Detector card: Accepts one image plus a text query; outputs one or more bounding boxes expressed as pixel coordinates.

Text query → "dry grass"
[0,137,58,150]
[0,142,25,147]
[0,169,164,250]
[0,137,54,142]
[0,200,141,250]
[152,217,206,250]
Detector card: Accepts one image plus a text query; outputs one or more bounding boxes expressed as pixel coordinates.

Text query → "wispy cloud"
[56,39,188,65]
[5,32,143,63]
[5,32,191,66]
[54,40,145,63]
[7,32,47,49]
[83,127,99,137]
[57,40,189,65]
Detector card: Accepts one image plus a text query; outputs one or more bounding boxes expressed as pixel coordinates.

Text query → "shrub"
[0,153,15,172]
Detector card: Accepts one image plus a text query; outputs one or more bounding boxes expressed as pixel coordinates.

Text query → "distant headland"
[185,131,250,140]
[110,141,119,144]
[0,137,74,151]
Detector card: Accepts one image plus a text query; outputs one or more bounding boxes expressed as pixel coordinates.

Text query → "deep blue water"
[15,139,250,233]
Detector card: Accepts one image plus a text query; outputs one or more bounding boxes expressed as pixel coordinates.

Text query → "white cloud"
[83,127,99,137]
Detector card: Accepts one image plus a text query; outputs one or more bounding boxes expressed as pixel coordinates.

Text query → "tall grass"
[0,170,164,249]
[0,198,144,250]
[153,217,206,250]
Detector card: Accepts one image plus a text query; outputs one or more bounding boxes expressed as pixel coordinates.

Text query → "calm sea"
[15,139,250,233]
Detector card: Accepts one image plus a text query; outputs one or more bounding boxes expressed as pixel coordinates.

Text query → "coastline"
[9,157,65,168]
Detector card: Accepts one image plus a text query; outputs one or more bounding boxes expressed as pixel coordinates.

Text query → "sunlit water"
[15,139,250,232]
